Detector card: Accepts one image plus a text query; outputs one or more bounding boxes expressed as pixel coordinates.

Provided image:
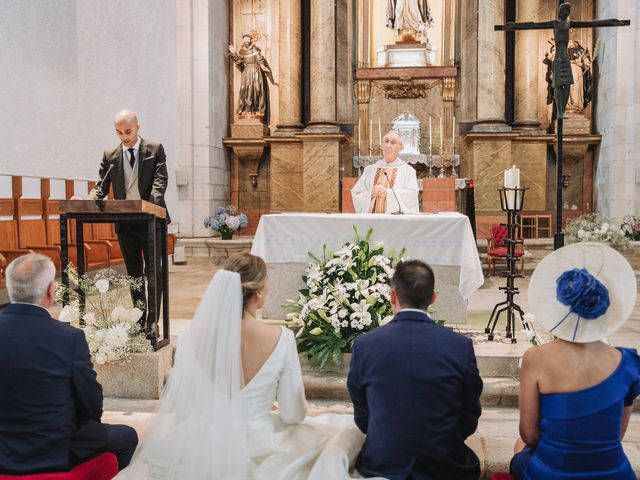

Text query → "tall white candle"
[503,165,521,209]
[452,116,456,153]
[378,118,382,154]
[429,116,432,154]
[357,119,361,156]
[369,121,373,156]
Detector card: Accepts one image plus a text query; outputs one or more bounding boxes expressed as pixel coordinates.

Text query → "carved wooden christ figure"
[228,34,277,123]
[386,0,434,41]
[497,2,629,119]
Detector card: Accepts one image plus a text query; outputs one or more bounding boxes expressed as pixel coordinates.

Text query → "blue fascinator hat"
[528,242,636,343]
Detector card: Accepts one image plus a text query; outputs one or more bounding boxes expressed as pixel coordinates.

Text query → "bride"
[117,253,379,479]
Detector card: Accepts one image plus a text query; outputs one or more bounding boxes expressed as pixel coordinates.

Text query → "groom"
[348,260,483,480]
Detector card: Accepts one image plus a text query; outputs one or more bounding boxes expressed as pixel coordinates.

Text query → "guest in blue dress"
[511,242,640,480]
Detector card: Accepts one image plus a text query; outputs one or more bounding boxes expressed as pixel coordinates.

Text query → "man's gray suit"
[94,137,169,329]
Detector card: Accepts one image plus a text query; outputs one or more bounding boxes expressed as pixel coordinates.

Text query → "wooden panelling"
[0,199,13,216]
[18,199,43,216]
[0,220,19,249]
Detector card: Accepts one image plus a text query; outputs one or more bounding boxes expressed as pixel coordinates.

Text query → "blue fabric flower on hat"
[556,268,610,320]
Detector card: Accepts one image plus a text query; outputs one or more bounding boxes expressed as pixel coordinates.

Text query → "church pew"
[13,177,109,271]
[0,194,46,270]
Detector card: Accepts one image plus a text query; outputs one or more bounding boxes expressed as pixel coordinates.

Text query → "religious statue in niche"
[386,0,434,42]
[228,33,277,123]
[567,39,592,113]
[543,36,593,117]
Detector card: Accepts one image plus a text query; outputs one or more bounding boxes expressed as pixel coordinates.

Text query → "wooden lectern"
[59,200,169,350]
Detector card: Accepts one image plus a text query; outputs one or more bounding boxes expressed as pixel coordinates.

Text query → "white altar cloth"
[251,212,483,300]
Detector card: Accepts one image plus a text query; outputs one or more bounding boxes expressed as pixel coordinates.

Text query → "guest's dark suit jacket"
[348,310,483,480]
[0,303,105,474]
[94,137,170,224]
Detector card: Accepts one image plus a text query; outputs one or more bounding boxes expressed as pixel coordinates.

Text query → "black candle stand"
[485,186,528,344]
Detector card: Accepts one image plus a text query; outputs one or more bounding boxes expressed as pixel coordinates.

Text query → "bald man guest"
[351,130,419,214]
[0,254,138,474]
[92,110,169,332]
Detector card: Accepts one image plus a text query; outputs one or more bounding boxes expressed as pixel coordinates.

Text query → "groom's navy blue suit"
[348,310,483,480]
[0,303,137,474]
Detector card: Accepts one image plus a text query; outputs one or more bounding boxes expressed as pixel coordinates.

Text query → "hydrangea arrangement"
[284,228,404,369]
[55,266,152,365]
[204,206,248,238]
[565,213,628,249]
[620,215,640,241]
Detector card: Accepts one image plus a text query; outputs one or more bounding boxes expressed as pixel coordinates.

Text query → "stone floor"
[71,255,640,476]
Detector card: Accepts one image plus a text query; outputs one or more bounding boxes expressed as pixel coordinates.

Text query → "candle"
[358,119,361,156]
[439,117,443,153]
[452,116,456,153]
[429,116,432,154]
[369,121,373,157]
[503,166,521,209]
[378,118,382,154]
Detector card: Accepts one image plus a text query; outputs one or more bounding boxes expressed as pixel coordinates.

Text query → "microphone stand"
[93,164,114,211]
[383,170,403,215]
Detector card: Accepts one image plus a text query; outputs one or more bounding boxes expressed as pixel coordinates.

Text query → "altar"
[251,212,483,324]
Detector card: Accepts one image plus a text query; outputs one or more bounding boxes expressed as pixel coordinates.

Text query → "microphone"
[87,164,114,209]
[383,170,403,215]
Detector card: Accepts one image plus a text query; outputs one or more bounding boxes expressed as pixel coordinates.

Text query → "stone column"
[473,0,511,132]
[513,0,540,129]
[305,0,339,132]
[275,0,303,134]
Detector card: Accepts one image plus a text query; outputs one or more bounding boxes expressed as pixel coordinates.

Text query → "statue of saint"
[228,34,277,123]
[567,39,592,113]
[386,0,434,41]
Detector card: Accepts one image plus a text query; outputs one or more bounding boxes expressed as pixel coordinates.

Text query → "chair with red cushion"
[486,224,525,277]
[0,453,118,480]
[490,474,514,480]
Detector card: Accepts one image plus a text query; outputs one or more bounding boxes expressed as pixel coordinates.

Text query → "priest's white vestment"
[351,159,419,213]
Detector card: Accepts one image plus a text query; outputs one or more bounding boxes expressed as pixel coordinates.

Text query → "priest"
[351,131,420,214]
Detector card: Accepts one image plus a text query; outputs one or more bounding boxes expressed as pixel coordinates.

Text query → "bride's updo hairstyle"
[223,253,268,306]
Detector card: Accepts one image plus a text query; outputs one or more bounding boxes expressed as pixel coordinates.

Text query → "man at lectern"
[351,131,419,214]
[92,110,170,330]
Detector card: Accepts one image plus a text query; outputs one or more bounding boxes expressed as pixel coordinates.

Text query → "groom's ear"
[430,292,436,306]
[390,288,399,308]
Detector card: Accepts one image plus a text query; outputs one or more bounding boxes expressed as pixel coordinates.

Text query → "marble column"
[305,0,339,132]
[473,0,511,132]
[514,0,540,129]
[275,0,303,134]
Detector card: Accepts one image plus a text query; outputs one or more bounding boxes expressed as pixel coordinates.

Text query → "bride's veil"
[119,269,247,479]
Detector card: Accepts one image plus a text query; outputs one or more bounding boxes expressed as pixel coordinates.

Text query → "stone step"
[302,373,521,408]
[101,404,640,478]
[301,339,526,381]
[303,373,640,412]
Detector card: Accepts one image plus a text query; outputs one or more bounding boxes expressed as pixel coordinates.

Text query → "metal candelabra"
[485,186,528,343]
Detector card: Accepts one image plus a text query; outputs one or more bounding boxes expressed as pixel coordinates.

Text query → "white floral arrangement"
[56,266,153,365]
[565,213,628,249]
[284,228,404,368]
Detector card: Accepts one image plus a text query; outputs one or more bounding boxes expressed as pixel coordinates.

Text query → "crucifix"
[496,2,630,250]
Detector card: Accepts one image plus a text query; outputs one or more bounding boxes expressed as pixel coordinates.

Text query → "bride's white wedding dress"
[117,270,380,479]
[243,326,367,480]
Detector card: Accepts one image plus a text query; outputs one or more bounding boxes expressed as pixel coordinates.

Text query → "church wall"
[0,0,180,228]
[177,0,231,236]
[594,0,640,221]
